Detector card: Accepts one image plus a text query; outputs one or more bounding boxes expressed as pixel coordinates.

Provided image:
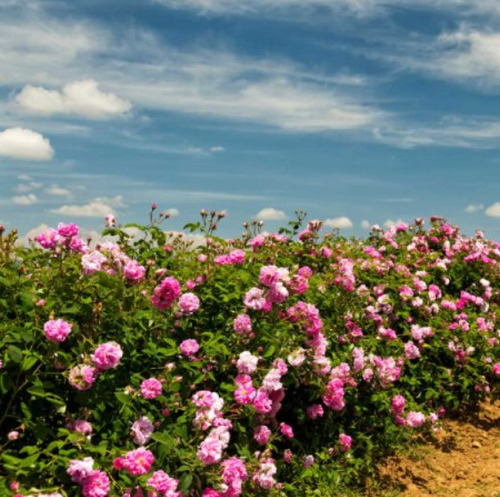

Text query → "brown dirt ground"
[374,401,500,497]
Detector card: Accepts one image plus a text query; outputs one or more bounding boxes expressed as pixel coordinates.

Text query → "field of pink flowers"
[1,209,500,497]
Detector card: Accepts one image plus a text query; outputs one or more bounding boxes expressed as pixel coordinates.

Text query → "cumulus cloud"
[324,216,353,229]
[12,193,37,205]
[0,127,54,161]
[51,200,115,218]
[255,207,287,221]
[431,29,500,87]
[22,223,50,244]
[15,181,42,193]
[93,195,127,208]
[384,218,405,228]
[166,230,206,247]
[360,219,371,229]
[485,202,500,218]
[165,208,180,217]
[45,185,71,196]
[465,203,484,213]
[16,80,132,119]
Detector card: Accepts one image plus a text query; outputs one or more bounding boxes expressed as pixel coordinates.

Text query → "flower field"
[1,210,500,497]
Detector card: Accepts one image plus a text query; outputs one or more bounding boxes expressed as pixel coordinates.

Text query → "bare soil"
[374,401,500,497]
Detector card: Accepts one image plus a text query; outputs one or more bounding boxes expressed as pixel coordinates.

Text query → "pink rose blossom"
[82,251,107,275]
[91,342,123,371]
[81,470,110,497]
[180,339,200,356]
[123,260,146,283]
[233,314,252,335]
[178,292,200,315]
[35,228,60,249]
[236,351,258,375]
[69,365,97,391]
[67,457,94,483]
[253,390,273,414]
[234,384,256,404]
[287,348,306,367]
[131,416,154,445]
[280,423,294,438]
[197,436,223,465]
[391,394,406,415]
[58,222,79,238]
[140,378,163,399]
[202,489,221,497]
[68,419,93,435]
[244,287,266,310]
[44,318,72,342]
[306,404,324,419]
[338,433,352,451]
[406,411,426,428]
[252,458,277,489]
[254,425,271,445]
[404,341,420,360]
[123,447,155,476]
[7,430,19,440]
[147,470,180,496]
[151,276,181,310]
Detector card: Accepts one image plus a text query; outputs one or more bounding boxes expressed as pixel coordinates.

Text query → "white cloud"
[51,200,115,218]
[485,202,500,218]
[22,223,50,244]
[165,208,180,217]
[374,119,500,148]
[384,218,405,228]
[153,0,377,15]
[360,219,371,229]
[430,29,500,87]
[255,207,287,220]
[210,146,225,153]
[12,193,37,205]
[0,8,381,134]
[324,216,353,229]
[154,0,500,19]
[93,195,127,208]
[0,127,54,161]
[45,185,71,196]
[16,80,132,119]
[166,230,206,247]
[15,181,42,193]
[115,71,379,132]
[465,203,484,213]
[370,26,500,92]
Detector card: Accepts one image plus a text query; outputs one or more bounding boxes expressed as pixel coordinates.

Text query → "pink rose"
[140,378,163,399]
[44,318,72,342]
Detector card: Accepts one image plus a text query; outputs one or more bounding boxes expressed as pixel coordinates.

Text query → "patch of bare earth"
[374,401,500,497]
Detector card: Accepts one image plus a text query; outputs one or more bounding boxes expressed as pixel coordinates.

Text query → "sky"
[3,0,500,241]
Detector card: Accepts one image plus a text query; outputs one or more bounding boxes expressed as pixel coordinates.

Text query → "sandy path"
[375,402,500,497]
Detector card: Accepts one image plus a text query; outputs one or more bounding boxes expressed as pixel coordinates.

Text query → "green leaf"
[178,473,193,493]
[115,392,132,405]
[22,355,38,371]
[151,431,176,449]
[263,345,276,358]
[7,344,23,363]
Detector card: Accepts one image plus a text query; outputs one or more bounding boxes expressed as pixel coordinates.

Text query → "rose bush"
[1,213,500,497]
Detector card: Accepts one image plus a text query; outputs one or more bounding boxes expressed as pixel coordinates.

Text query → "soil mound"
[376,402,500,497]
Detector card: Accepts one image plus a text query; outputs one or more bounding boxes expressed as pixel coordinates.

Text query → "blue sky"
[3,0,500,240]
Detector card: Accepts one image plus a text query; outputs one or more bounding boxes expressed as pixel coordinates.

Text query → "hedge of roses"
[1,211,500,497]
